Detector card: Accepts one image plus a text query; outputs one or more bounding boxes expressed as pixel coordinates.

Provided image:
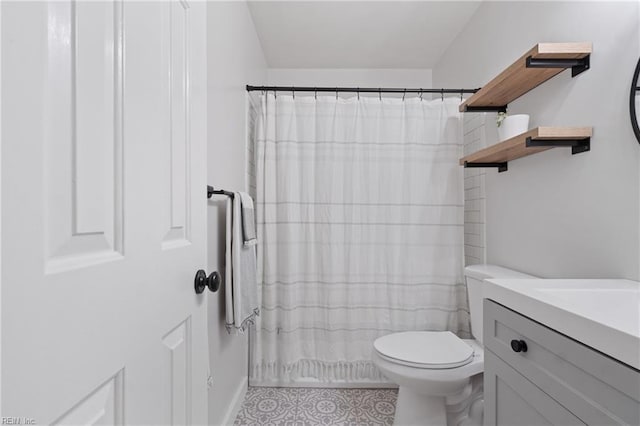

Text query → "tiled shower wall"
[463,113,488,266]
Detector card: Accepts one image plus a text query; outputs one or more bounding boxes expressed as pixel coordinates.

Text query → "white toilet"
[372,265,535,426]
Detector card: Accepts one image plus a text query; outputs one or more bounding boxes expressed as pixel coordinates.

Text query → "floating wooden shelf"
[460,127,592,172]
[460,43,592,113]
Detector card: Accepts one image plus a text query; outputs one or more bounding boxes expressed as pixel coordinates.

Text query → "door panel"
[52,371,125,426]
[163,0,191,249]
[162,319,192,425]
[44,0,124,273]
[1,1,208,424]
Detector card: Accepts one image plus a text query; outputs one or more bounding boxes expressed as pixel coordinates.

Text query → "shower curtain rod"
[246,85,480,94]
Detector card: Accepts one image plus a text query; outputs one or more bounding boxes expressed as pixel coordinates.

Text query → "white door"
[1,1,209,424]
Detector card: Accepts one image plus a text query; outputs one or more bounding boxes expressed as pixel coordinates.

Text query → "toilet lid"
[374,331,474,369]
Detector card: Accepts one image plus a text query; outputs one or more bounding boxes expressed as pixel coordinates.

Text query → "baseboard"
[220,376,248,425]
[251,378,398,389]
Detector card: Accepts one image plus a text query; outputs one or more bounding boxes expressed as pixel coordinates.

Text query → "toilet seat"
[373,331,474,369]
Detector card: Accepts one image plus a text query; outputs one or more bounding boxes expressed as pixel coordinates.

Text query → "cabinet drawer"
[485,349,584,426]
[484,299,640,425]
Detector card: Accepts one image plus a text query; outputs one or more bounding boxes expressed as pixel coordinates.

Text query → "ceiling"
[247,1,482,69]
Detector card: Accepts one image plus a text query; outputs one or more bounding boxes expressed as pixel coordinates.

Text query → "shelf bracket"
[463,161,508,173]
[525,55,590,77]
[463,105,508,113]
[525,137,591,155]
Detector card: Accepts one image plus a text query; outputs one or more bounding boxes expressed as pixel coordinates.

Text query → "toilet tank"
[464,265,536,344]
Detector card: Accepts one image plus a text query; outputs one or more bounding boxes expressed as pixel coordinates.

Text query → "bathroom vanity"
[482,279,640,425]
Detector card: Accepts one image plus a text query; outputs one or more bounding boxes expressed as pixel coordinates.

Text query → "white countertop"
[483,278,640,370]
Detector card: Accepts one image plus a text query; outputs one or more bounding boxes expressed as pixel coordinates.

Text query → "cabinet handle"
[510,339,528,353]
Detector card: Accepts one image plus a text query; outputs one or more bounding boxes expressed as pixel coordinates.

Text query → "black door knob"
[194,270,221,294]
[510,339,528,353]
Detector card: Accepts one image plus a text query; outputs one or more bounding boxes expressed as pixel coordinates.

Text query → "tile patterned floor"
[234,387,398,426]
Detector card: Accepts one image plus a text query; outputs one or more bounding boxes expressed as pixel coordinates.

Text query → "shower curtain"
[248,93,469,385]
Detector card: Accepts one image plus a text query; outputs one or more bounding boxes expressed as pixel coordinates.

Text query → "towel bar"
[207,185,234,199]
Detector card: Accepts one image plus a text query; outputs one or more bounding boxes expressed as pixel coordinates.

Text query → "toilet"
[372,265,535,426]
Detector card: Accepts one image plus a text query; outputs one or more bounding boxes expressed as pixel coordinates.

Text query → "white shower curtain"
[248,93,469,385]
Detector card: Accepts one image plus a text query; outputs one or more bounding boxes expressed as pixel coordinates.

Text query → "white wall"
[433,1,640,280]
[206,2,266,424]
[267,68,432,96]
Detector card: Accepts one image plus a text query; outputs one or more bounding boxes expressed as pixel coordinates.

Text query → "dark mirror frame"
[631,57,640,145]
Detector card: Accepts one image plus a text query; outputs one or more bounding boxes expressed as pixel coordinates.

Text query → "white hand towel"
[239,192,257,246]
[225,194,259,334]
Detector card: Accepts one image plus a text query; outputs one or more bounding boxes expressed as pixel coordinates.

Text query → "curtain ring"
[336,87,338,100]
[379,88,382,101]
[441,89,444,101]
[274,89,277,99]
[460,89,464,101]
[357,87,360,100]
[402,89,406,101]
[419,89,423,101]
[314,88,317,100]
[292,86,295,99]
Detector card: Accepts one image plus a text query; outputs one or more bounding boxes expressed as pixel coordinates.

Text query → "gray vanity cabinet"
[483,300,640,426]
[484,350,584,425]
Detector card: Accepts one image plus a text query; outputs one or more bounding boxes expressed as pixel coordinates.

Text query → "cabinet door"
[484,350,584,426]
